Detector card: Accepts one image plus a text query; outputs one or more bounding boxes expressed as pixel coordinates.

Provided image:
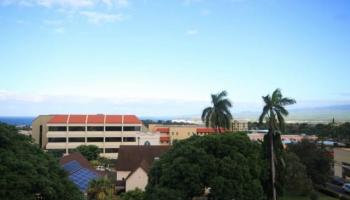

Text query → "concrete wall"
[117,171,131,181]
[125,168,148,191]
[334,148,350,179]
[32,115,53,149]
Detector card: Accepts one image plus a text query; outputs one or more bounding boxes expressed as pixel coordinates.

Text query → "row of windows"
[64,148,119,153]
[48,137,136,143]
[48,126,141,132]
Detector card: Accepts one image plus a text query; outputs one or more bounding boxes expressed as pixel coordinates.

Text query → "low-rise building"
[334,148,350,180]
[115,145,170,192]
[32,114,152,158]
[230,120,248,132]
[149,124,225,145]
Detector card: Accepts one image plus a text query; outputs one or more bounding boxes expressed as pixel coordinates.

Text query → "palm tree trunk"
[269,128,277,200]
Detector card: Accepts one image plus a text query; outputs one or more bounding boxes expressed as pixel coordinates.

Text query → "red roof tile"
[105,115,122,124]
[123,115,141,124]
[48,115,68,124]
[87,115,104,124]
[160,136,170,142]
[156,128,170,133]
[68,115,86,124]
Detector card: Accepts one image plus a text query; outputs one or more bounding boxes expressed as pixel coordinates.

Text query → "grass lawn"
[281,192,338,200]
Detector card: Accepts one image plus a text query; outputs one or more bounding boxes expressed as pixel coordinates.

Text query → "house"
[60,152,104,192]
[115,145,170,192]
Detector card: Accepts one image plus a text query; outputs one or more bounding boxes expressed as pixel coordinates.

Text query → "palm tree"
[201,90,233,133]
[87,177,115,200]
[259,88,296,200]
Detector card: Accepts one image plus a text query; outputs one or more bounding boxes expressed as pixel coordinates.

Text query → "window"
[48,137,66,143]
[123,126,141,131]
[49,126,67,131]
[105,126,122,131]
[39,125,43,148]
[68,137,85,142]
[87,137,103,142]
[123,137,136,142]
[69,126,85,131]
[105,137,122,142]
[105,148,119,153]
[87,126,104,131]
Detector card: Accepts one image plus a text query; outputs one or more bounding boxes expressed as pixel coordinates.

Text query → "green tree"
[0,123,83,200]
[87,177,116,200]
[120,188,145,200]
[201,90,233,132]
[287,139,332,185]
[75,145,101,161]
[284,152,313,196]
[259,88,296,200]
[145,133,265,200]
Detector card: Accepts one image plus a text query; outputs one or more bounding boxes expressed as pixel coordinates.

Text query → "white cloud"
[186,29,199,36]
[80,11,125,24]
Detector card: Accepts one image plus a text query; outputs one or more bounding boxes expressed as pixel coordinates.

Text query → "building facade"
[32,114,154,158]
[230,120,249,132]
[148,124,226,145]
[334,148,350,180]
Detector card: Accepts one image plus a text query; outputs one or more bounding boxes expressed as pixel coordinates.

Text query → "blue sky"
[0,0,349,117]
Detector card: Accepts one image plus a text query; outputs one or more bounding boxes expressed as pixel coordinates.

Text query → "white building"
[32,114,158,159]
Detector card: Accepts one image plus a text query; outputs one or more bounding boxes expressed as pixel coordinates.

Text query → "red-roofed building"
[32,114,154,159]
[87,115,104,124]
[47,115,68,124]
[68,115,87,124]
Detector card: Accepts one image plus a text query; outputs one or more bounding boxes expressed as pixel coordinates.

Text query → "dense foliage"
[249,122,350,144]
[87,177,116,200]
[120,188,145,200]
[284,152,313,196]
[145,133,265,200]
[75,145,101,161]
[0,123,83,200]
[287,139,332,185]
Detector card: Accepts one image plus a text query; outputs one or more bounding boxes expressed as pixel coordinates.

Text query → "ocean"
[0,117,35,126]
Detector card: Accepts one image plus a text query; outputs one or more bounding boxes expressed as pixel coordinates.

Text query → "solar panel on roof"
[69,168,99,191]
[63,160,82,174]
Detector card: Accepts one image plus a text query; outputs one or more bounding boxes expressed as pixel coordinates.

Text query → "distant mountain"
[233,104,350,123]
[162,104,350,123]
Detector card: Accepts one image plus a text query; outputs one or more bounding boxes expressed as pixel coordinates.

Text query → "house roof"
[59,152,104,192]
[60,152,98,173]
[116,145,170,173]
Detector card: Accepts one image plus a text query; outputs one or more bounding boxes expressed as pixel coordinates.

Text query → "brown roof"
[116,145,170,173]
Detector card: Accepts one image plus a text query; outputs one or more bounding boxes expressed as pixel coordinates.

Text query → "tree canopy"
[0,123,83,200]
[287,139,332,185]
[75,145,101,161]
[201,90,233,131]
[145,133,265,200]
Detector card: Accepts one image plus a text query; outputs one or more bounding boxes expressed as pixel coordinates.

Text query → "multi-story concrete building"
[230,120,248,132]
[32,114,155,158]
[334,148,350,180]
[148,124,225,145]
